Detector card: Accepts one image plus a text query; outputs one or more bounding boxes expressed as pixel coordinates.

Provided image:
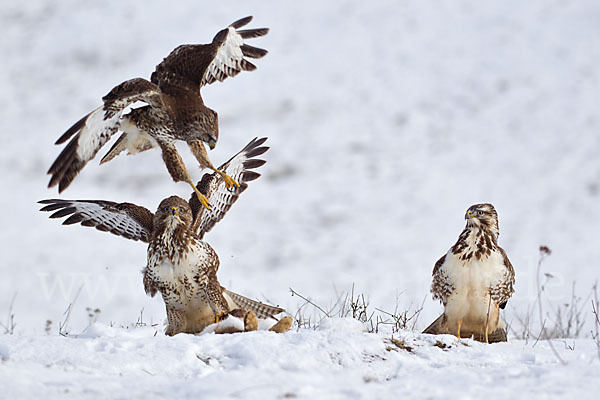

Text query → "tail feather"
[100,129,156,164]
[100,133,128,164]
[423,314,508,343]
[223,289,285,320]
[474,328,508,343]
[422,314,445,335]
[490,328,508,343]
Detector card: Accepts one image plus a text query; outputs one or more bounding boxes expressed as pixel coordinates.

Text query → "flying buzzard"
[423,203,515,343]
[47,16,269,210]
[41,138,291,335]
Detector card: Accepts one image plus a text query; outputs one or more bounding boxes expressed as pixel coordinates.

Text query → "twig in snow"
[135,308,146,327]
[59,285,83,337]
[290,287,331,318]
[0,293,17,335]
[484,292,492,342]
[291,285,423,334]
[535,246,567,365]
[591,282,600,361]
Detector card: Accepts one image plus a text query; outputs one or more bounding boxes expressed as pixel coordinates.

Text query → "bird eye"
[179,206,186,213]
[163,206,171,213]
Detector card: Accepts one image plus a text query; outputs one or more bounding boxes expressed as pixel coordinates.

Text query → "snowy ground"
[1,319,599,399]
[1,0,600,398]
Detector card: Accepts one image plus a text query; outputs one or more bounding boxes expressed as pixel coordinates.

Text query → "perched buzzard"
[41,138,291,335]
[423,203,515,343]
[47,16,269,210]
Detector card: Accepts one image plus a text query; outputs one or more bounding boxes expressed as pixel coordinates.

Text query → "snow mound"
[1,323,599,399]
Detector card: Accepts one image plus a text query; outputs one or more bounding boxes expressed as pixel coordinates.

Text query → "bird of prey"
[41,138,291,335]
[47,16,269,210]
[423,203,515,343]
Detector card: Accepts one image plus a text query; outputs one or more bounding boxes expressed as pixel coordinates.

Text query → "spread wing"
[38,199,154,242]
[151,16,268,91]
[189,137,268,239]
[494,247,516,309]
[47,78,163,193]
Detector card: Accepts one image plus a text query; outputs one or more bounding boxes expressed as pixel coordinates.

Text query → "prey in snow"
[41,138,291,335]
[423,203,515,343]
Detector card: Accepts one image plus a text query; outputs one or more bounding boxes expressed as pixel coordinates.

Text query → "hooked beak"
[171,206,178,216]
[465,210,472,220]
[208,138,217,150]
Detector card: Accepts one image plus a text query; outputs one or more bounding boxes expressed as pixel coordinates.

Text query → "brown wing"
[431,253,453,305]
[48,78,163,193]
[189,137,268,239]
[495,247,516,309]
[39,199,154,242]
[432,254,446,276]
[151,16,268,91]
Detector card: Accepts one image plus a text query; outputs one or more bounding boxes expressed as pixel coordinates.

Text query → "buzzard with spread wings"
[41,138,291,335]
[47,16,268,210]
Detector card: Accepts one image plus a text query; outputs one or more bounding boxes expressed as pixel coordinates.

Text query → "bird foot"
[164,325,182,336]
[213,310,257,334]
[268,316,293,333]
[457,319,463,339]
[191,184,211,210]
[243,311,258,332]
[218,170,239,189]
[214,311,227,323]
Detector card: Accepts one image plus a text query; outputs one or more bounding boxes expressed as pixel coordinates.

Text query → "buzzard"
[423,203,515,343]
[41,138,291,335]
[47,16,269,210]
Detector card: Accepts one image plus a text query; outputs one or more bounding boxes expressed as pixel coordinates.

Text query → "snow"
[0,319,598,399]
[1,0,600,398]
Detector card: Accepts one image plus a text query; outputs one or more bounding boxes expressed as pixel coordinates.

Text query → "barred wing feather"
[190,137,268,238]
[39,199,154,242]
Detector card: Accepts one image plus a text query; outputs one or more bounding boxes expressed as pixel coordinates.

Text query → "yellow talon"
[215,311,227,323]
[198,194,211,211]
[190,184,211,210]
[485,329,489,344]
[220,171,239,189]
[457,319,462,339]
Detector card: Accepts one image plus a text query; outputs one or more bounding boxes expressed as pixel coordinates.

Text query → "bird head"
[155,196,193,232]
[207,137,217,150]
[465,203,499,235]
